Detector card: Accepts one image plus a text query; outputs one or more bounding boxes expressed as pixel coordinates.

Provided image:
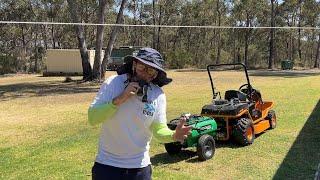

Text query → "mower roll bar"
[206,63,253,100]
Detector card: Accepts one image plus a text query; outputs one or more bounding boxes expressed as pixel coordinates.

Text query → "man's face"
[133,60,158,82]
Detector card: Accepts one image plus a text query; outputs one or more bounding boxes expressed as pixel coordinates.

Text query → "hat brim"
[124,55,165,73]
[122,55,172,87]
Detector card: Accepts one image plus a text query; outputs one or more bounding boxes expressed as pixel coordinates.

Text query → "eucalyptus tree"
[101,0,128,80]
[269,0,276,69]
[315,33,320,68]
[67,0,92,81]
[301,0,320,68]
[159,0,185,51]
[2,0,320,75]
[212,0,228,65]
[278,0,300,64]
[41,0,65,49]
[92,0,108,81]
[126,0,138,46]
[231,0,269,68]
[3,0,37,71]
[79,0,99,48]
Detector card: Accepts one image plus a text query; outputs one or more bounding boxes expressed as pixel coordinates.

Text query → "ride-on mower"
[201,63,277,146]
[164,63,276,161]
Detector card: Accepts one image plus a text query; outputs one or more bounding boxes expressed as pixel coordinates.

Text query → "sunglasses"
[135,62,158,76]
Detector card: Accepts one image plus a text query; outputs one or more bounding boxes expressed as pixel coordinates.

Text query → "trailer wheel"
[164,142,182,155]
[232,118,255,146]
[266,110,277,129]
[197,134,215,161]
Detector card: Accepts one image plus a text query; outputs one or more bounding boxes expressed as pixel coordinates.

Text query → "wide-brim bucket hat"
[124,47,165,72]
[118,47,172,87]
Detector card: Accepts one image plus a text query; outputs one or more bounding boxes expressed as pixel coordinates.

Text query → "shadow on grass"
[151,150,197,166]
[273,100,320,179]
[151,141,243,166]
[0,80,99,101]
[151,126,289,166]
[249,70,320,78]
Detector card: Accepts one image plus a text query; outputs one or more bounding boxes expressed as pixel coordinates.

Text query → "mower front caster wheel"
[267,110,277,129]
[197,134,216,161]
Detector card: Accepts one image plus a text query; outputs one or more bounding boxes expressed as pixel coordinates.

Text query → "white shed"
[44,49,104,75]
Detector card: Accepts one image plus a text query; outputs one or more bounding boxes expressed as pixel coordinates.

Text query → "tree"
[92,0,108,81]
[101,0,128,80]
[1,0,320,74]
[67,0,92,81]
[268,0,276,69]
[315,33,320,68]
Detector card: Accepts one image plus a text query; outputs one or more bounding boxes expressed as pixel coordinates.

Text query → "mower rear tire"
[164,142,182,155]
[232,118,255,146]
[266,110,277,129]
[197,134,215,161]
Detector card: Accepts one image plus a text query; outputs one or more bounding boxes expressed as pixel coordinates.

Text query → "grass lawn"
[1,70,319,179]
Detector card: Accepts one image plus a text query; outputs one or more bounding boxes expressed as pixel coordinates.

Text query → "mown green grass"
[1,70,319,179]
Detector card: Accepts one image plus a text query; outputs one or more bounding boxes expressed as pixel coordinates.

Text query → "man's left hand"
[173,118,192,143]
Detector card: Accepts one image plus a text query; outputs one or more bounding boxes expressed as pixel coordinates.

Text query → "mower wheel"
[266,110,277,129]
[164,142,182,155]
[232,118,255,146]
[197,134,215,161]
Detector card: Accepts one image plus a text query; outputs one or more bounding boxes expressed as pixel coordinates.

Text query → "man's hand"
[173,117,192,143]
[112,82,140,106]
[124,82,140,96]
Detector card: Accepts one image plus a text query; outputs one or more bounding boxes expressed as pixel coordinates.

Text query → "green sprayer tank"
[165,114,217,161]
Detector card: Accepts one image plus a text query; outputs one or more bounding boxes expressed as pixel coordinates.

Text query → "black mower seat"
[224,90,247,101]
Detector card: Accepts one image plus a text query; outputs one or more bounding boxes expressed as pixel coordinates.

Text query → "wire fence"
[1,21,320,30]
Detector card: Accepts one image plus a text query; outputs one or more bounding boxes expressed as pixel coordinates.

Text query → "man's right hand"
[112,82,140,106]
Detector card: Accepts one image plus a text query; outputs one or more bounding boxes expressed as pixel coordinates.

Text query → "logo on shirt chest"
[143,103,155,117]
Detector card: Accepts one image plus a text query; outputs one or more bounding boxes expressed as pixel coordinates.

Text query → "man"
[88,47,191,180]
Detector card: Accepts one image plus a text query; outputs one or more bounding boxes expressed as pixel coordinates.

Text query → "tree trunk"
[237,47,241,63]
[139,0,143,45]
[298,27,302,61]
[291,15,296,63]
[314,33,320,68]
[20,25,27,72]
[244,12,250,67]
[101,0,128,80]
[187,28,191,52]
[92,0,108,81]
[152,0,156,49]
[216,0,221,65]
[51,17,55,48]
[286,41,290,59]
[297,0,302,61]
[131,0,138,46]
[42,24,48,49]
[134,0,138,46]
[172,27,182,51]
[29,29,33,73]
[50,5,56,49]
[268,0,275,69]
[67,0,92,81]
[310,32,316,68]
[290,31,294,61]
[212,3,217,64]
[34,31,38,73]
[157,2,162,51]
[232,28,236,64]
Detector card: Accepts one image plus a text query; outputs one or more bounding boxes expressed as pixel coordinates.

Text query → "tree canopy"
[0,0,319,76]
